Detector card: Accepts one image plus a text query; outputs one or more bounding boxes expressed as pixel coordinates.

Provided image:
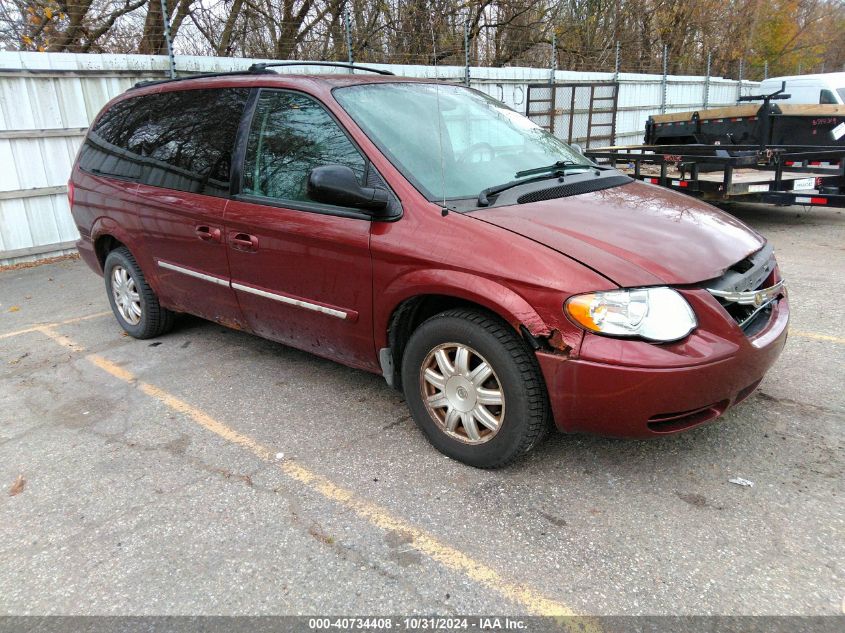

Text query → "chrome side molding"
[158,260,229,286]
[158,259,348,320]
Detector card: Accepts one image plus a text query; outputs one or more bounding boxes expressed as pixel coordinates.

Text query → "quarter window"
[242,91,366,204]
[79,88,249,196]
[820,89,837,104]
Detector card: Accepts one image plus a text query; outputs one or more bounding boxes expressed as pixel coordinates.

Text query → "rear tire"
[104,247,175,339]
[401,308,551,468]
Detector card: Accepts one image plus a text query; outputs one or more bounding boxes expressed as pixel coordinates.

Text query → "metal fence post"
[764,60,768,80]
[464,20,470,86]
[159,0,176,78]
[737,59,744,102]
[613,40,620,83]
[703,51,711,109]
[549,31,556,85]
[344,10,354,68]
[660,44,668,114]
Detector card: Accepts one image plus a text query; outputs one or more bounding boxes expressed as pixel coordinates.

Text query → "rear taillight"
[67,180,75,208]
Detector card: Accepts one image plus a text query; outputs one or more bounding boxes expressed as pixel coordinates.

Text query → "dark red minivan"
[69,64,788,468]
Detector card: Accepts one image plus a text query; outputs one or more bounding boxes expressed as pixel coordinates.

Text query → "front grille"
[516,175,633,204]
[705,244,783,335]
[717,296,772,333]
[739,303,773,337]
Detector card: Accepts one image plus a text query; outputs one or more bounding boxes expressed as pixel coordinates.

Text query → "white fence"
[0,52,757,265]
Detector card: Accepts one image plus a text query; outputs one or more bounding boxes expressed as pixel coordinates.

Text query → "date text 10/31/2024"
[308,617,528,630]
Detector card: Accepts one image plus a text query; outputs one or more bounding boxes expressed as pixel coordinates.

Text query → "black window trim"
[233,192,374,221]
[230,86,402,222]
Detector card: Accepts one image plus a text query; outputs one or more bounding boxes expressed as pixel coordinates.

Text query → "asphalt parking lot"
[0,203,843,617]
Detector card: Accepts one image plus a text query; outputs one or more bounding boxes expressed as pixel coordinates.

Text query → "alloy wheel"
[111,265,142,325]
[419,342,505,444]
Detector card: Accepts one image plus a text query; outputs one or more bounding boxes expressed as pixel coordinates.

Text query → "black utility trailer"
[585,144,845,208]
[644,82,845,148]
[591,81,845,208]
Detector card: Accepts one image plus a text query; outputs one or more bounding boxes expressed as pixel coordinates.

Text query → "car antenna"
[428,15,449,216]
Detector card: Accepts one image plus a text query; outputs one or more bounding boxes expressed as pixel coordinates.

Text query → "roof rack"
[248,61,394,75]
[132,68,272,90]
[131,61,394,90]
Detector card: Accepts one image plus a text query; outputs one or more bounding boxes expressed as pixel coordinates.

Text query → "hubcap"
[111,265,142,326]
[420,343,505,445]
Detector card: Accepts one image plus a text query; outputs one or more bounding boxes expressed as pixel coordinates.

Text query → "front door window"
[242,91,366,204]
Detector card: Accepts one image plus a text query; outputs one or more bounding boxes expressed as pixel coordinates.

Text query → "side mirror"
[307,165,389,213]
[570,143,584,155]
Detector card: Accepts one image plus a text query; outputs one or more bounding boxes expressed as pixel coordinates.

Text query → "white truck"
[754,73,845,105]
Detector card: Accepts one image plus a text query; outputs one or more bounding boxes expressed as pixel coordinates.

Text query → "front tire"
[401,309,551,468]
[104,247,174,339]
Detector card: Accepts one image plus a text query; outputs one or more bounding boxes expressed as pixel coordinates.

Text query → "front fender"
[376,269,551,349]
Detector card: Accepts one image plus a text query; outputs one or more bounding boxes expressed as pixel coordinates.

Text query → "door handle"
[195,225,222,243]
[230,232,259,252]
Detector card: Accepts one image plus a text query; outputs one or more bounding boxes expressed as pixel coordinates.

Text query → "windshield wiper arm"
[477,161,605,207]
[514,160,592,179]
[477,171,566,207]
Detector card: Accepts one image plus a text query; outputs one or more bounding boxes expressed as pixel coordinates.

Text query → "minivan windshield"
[334,82,592,202]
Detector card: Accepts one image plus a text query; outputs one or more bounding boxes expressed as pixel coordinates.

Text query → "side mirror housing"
[307,165,389,214]
[570,143,584,155]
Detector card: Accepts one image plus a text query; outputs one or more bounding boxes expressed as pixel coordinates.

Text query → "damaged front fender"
[377,269,553,349]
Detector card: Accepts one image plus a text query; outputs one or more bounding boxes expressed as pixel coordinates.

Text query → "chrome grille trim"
[707,280,784,306]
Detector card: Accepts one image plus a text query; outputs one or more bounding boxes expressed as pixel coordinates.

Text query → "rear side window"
[79,88,249,197]
[241,90,366,203]
[820,89,837,104]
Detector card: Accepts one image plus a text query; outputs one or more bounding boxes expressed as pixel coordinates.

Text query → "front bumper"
[538,293,789,437]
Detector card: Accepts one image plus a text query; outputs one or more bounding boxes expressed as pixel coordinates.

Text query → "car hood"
[468,181,765,287]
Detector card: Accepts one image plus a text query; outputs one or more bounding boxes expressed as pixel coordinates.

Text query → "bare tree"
[2,0,843,79]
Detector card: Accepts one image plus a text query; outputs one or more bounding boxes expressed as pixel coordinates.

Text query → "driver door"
[224,89,377,371]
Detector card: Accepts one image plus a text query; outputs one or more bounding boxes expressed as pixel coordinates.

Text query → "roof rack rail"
[131,61,394,90]
[248,61,395,76]
[132,68,273,90]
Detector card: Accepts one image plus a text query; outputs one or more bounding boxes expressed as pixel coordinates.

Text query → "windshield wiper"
[514,160,593,179]
[477,172,563,207]
[477,162,595,207]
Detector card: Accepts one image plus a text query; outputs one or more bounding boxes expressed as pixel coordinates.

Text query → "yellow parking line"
[0,311,111,339]
[35,324,592,624]
[36,325,89,352]
[58,311,113,325]
[791,330,845,345]
[0,326,40,339]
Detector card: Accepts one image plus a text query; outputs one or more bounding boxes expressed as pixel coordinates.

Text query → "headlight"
[564,287,697,342]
